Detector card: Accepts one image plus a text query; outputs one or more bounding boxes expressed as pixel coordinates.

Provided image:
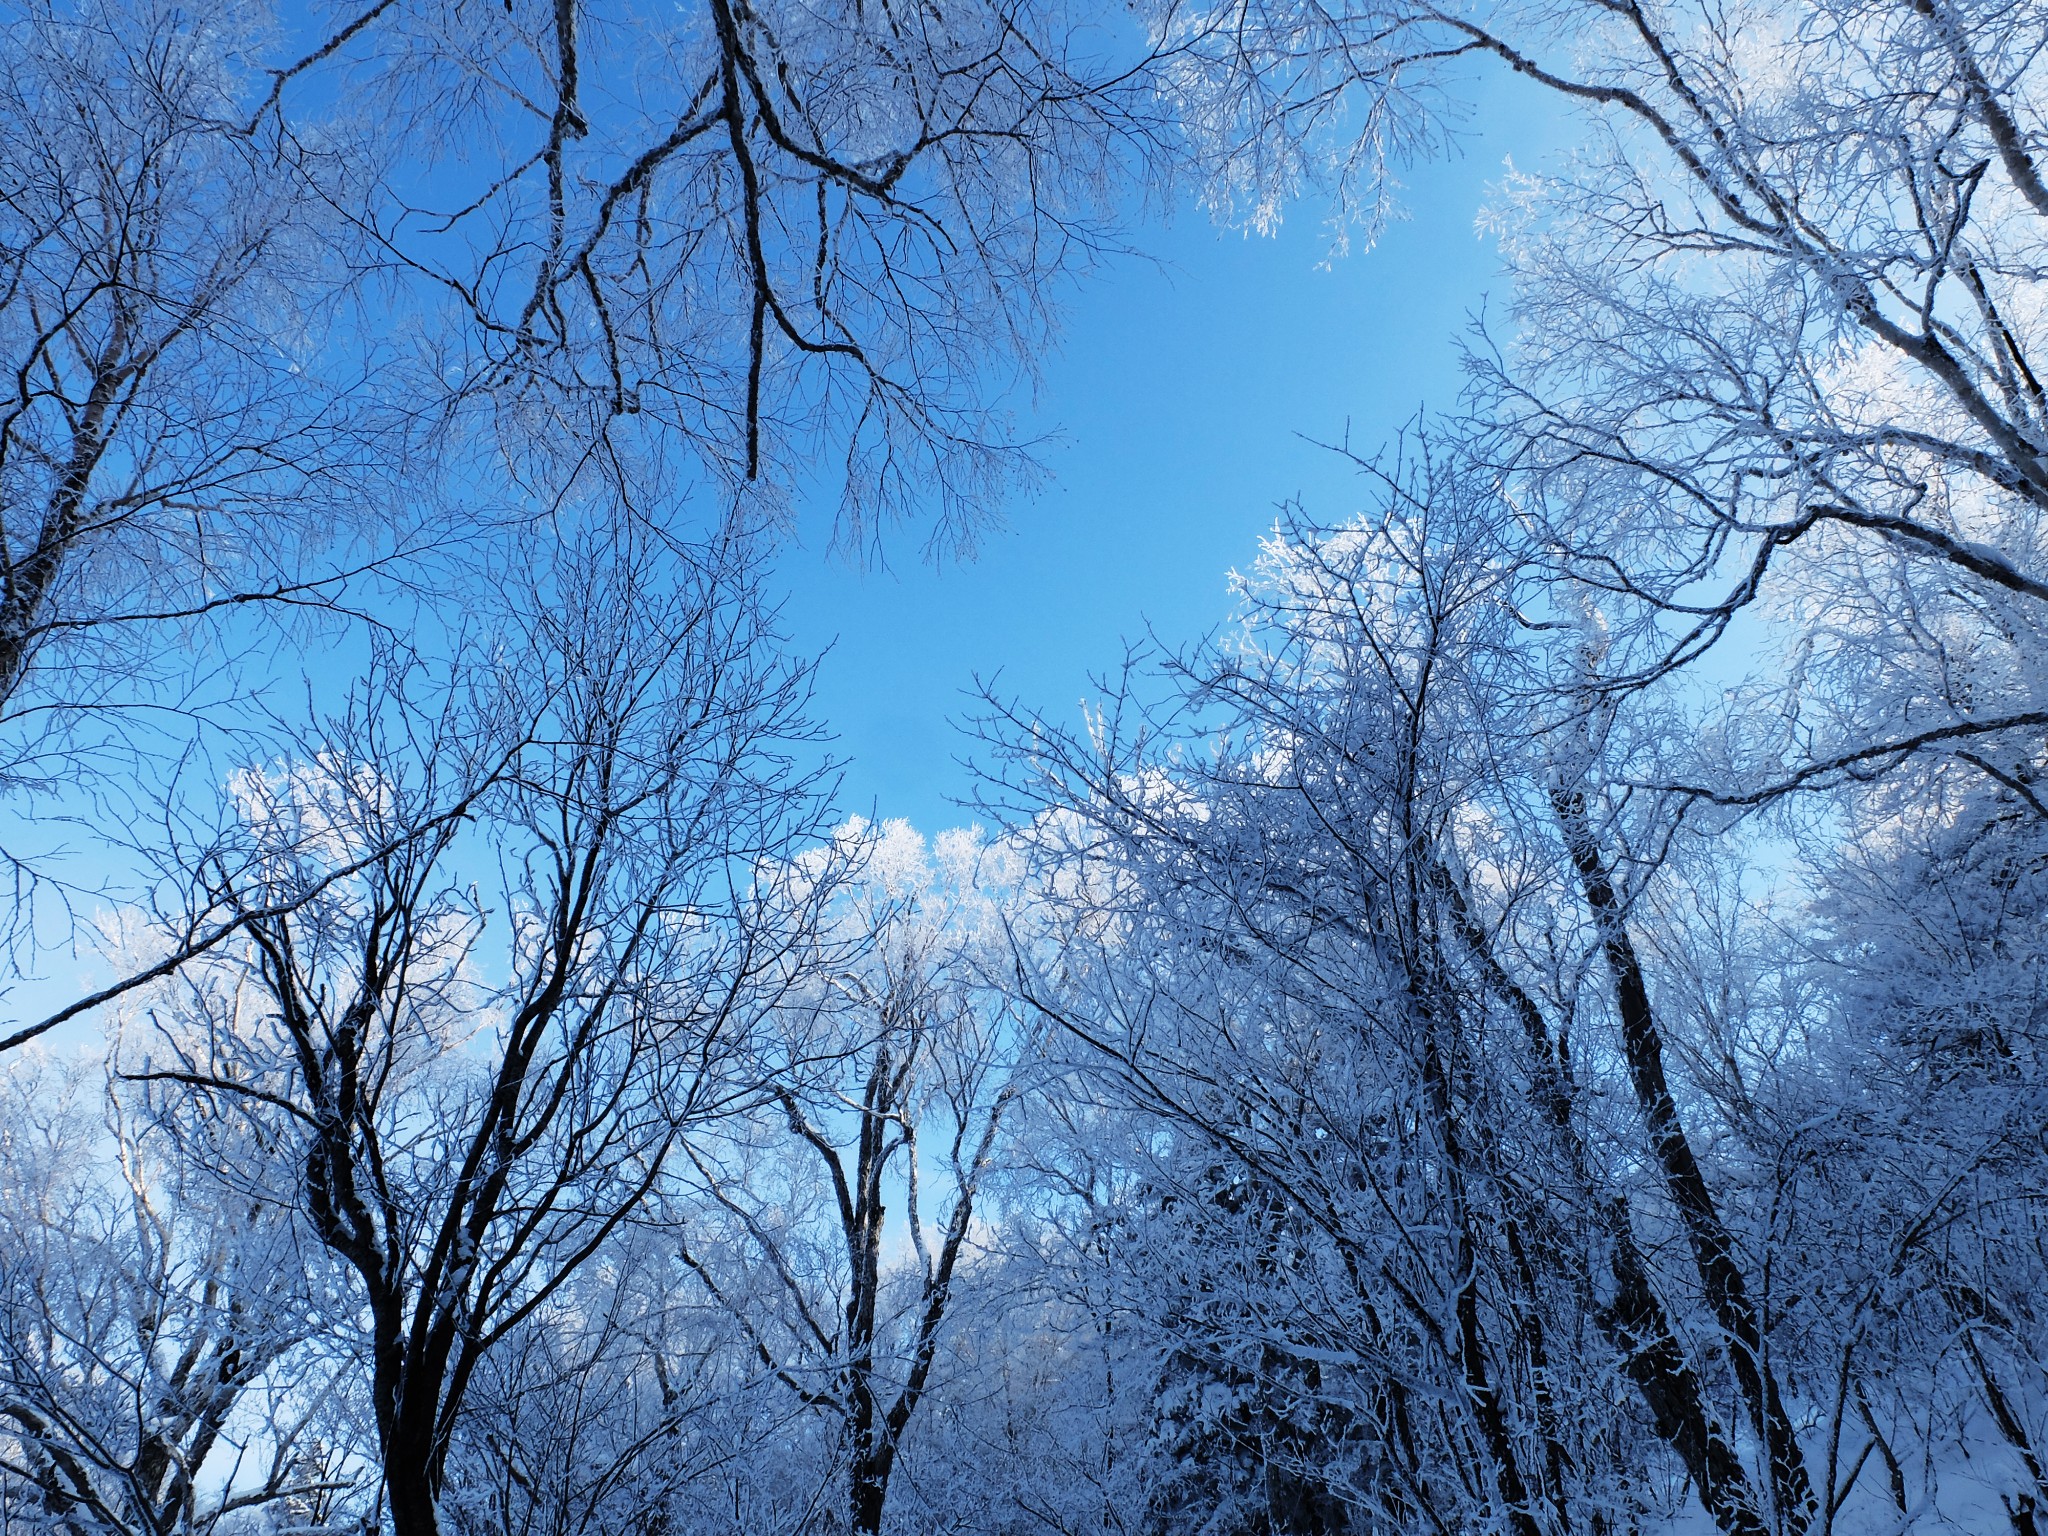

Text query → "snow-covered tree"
[128,529,832,1536]
[0,1048,355,1535]
[979,457,1676,1536]
[672,818,1039,1536]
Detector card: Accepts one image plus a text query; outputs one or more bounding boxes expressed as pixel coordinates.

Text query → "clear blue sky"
[776,78,1565,834]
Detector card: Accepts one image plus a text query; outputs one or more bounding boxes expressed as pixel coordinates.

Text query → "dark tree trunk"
[1555,789,1817,1536]
[851,1453,890,1536]
[1441,851,1773,1536]
[376,1349,446,1536]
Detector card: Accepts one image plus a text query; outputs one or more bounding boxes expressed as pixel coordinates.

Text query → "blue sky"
[776,79,1566,834]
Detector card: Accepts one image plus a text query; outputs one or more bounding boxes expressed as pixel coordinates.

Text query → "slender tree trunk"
[377,1362,445,1536]
[1416,1025,1545,1536]
[0,320,129,708]
[1554,788,1817,1536]
[1439,852,1772,1536]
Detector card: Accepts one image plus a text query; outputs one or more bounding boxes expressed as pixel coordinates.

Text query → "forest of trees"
[1,0,2045,1531]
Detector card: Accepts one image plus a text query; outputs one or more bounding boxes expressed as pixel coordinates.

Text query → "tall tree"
[0,0,389,738]
[979,460,1657,1536]
[133,529,832,1536]
[676,819,1035,1536]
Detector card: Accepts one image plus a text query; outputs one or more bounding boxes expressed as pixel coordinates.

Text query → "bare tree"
[675,819,1035,1536]
[1474,0,2048,815]
[0,0,399,767]
[975,464,1674,1536]
[131,528,834,1536]
[432,1223,769,1536]
[1148,0,2048,816]
[255,0,1181,550]
[0,1045,354,1536]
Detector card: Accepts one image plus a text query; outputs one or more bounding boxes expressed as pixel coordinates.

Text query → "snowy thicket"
[3,0,2046,1532]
